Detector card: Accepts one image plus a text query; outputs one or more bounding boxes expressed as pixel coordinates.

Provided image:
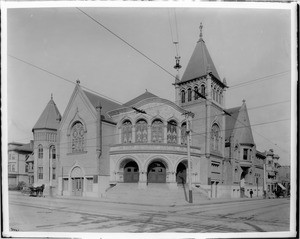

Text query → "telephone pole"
[183,111,194,203]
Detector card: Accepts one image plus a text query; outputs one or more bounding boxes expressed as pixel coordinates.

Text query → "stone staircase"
[104,183,210,205]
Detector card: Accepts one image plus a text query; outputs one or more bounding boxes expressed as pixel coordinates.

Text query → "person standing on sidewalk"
[250,189,253,198]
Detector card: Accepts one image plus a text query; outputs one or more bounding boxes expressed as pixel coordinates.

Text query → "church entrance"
[176,162,187,184]
[72,178,83,196]
[71,166,83,196]
[123,161,139,183]
[147,161,166,183]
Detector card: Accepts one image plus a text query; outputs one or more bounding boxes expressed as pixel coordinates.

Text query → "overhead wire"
[8,9,291,155]
[76,7,176,80]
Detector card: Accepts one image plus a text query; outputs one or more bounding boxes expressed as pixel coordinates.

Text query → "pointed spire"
[199,22,203,38]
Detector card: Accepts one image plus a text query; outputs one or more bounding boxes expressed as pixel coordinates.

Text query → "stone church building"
[32,27,273,199]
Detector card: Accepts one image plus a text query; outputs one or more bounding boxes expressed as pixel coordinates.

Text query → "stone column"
[138,171,147,189]
[164,124,167,144]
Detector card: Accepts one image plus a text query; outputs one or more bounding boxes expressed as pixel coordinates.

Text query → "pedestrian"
[250,189,253,198]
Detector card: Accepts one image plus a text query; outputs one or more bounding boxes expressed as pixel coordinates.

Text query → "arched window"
[211,124,220,151]
[181,122,187,145]
[219,91,223,104]
[194,86,199,100]
[216,89,219,103]
[38,144,43,159]
[49,145,56,159]
[187,88,192,102]
[167,120,177,144]
[181,90,186,103]
[152,119,164,143]
[201,84,206,96]
[71,122,85,153]
[135,119,148,143]
[212,87,216,101]
[121,120,132,143]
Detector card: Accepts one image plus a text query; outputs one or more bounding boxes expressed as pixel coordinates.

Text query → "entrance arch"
[70,166,83,196]
[123,161,139,182]
[176,161,187,184]
[147,161,166,183]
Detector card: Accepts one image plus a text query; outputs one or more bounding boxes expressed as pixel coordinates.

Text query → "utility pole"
[183,111,195,203]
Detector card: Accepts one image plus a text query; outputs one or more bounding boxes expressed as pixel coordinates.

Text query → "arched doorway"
[176,162,187,184]
[71,167,83,196]
[147,161,166,183]
[124,161,139,182]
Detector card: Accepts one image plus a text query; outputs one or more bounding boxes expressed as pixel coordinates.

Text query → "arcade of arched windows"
[120,119,187,145]
[211,83,223,105]
[180,83,207,104]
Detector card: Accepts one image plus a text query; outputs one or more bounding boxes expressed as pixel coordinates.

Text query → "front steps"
[104,183,209,205]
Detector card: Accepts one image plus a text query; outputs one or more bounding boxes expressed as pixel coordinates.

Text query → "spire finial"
[51,93,53,100]
[199,22,203,39]
[76,79,80,85]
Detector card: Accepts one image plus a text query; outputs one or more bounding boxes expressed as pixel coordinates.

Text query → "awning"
[278,183,286,190]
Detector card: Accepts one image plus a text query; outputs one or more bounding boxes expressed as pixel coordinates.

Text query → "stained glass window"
[152,119,164,143]
[122,120,132,143]
[181,122,187,145]
[71,122,85,153]
[135,119,148,143]
[167,120,177,144]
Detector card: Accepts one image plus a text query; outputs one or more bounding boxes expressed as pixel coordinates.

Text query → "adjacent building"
[8,141,33,188]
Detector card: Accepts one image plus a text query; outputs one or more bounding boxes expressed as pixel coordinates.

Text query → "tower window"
[187,88,192,102]
[49,145,56,159]
[38,144,43,159]
[194,86,199,100]
[211,124,220,152]
[181,90,186,103]
[201,84,206,96]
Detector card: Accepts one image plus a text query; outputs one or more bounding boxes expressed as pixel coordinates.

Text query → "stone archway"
[123,161,139,183]
[147,161,166,183]
[176,161,187,184]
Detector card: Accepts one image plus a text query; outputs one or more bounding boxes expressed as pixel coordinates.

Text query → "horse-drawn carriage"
[22,184,45,197]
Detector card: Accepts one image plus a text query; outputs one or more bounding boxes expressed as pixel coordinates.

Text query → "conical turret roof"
[32,96,61,131]
[181,26,220,83]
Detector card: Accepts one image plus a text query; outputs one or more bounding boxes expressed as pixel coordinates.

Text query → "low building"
[8,141,33,188]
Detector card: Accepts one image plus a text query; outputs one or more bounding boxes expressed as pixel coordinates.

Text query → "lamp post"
[184,111,194,203]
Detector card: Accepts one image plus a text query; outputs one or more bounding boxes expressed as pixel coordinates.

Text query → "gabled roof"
[225,106,241,140]
[123,90,158,107]
[33,98,61,131]
[83,90,122,121]
[181,38,220,83]
[225,102,255,145]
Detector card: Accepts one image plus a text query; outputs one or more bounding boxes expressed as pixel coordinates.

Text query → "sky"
[4,4,295,166]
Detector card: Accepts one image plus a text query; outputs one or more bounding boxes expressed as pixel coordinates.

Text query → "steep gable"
[83,90,122,121]
[32,97,61,131]
[181,38,220,83]
[227,102,255,146]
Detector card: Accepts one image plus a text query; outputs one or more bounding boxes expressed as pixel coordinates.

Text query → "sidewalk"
[50,192,266,207]
[10,190,271,207]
